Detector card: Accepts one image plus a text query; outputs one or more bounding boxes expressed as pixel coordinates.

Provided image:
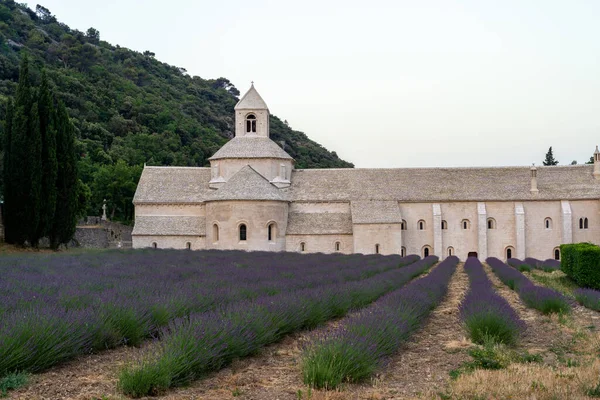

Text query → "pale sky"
[36,0,600,168]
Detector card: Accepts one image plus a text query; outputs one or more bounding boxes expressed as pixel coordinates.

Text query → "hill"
[0,2,353,221]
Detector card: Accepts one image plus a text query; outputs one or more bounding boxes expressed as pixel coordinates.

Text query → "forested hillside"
[0,2,353,222]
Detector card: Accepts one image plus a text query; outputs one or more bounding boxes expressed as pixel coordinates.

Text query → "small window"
[401,247,406,257]
[239,224,247,241]
[462,219,470,230]
[505,246,514,260]
[401,220,407,230]
[186,242,191,250]
[554,247,560,260]
[375,244,380,254]
[545,218,552,229]
[585,217,589,229]
[245,114,257,133]
[423,246,431,258]
[267,222,276,241]
[487,218,496,230]
[152,242,157,249]
[447,246,454,256]
[213,224,219,242]
[335,241,341,252]
[300,242,306,252]
[418,220,426,230]
[441,220,448,230]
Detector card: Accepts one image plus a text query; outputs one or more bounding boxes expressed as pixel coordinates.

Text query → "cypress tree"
[2,99,14,243]
[7,56,35,245]
[543,146,559,166]
[37,70,58,240]
[26,99,43,247]
[51,101,78,248]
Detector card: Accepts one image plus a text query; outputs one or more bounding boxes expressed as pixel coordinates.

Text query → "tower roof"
[235,83,268,110]
[208,136,293,161]
[209,165,285,201]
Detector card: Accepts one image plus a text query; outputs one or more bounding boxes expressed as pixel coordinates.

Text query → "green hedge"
[560,243,600,289]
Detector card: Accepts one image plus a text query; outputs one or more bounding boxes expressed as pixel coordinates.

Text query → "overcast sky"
[37,0,600,168]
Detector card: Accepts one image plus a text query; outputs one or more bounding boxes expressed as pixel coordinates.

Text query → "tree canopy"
[543,146,559,166]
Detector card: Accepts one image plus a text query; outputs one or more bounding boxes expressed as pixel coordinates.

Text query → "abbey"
[132,84,600,261]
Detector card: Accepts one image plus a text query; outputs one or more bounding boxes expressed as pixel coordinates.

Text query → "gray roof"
[287,213,353,235]
[288,165,600,202]
[351,200,402,224]
[132,216,206,236]
[235,84,268,110]
[210,165,285,201]
[208,136,293,161]
[133,167,212,204]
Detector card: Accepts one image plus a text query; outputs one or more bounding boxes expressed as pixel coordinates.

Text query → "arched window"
[245,114,256,133]
[505,246,514,260]
[401,247,406,257]
[487,218,496,230]
[152,242,157,249]
[418,220,426,230]
[239,224,247,241]
[580,218,584,229]
[423,246,431,258]
[554,247,561,260]
[267,222,276,241]
[401,220,407,230]
[447,246,454,256]
[545,218,552,229]
[375,244,380,254]
[186,242,191,250]
[213,224,219,242]
[300,242,306,252]
[462,219,470,230]
[335,241,341,252]
[585,218,589,229]
[441,220,448,230]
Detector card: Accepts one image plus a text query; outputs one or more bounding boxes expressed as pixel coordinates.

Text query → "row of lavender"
[0,250,418,379]
[117,255,440,397]
[507,257,561,272]
[486,257,571,314]
[300,256,459,389]
[460,258,524,345]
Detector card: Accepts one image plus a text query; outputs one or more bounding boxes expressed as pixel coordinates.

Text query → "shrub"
[561,243,600,289]
[517,264,531,272]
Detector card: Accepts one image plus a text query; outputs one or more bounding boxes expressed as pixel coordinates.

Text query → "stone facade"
[132,85,600,260]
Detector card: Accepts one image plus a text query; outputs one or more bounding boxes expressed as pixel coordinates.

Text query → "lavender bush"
[460,258,525,345]
[118,255,438,397]
[301,256,458,389]
[0,249,419,379]
[574,288,600,311]
[486,257,571,314]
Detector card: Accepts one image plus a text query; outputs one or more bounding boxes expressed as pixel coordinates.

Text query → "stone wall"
[72,219,133,248]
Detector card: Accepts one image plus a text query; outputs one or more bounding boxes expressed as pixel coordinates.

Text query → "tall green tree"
[4,56,42,246]
[50,100,79,248]
[2,99,14,243]
[543,146,559,166]
[37,70,58,240]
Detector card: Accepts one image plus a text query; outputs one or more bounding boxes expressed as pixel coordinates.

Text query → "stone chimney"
[530,164,539,194]
[594,146,600,180]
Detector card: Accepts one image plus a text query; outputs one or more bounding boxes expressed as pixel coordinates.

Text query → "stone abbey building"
[132,85,600,260]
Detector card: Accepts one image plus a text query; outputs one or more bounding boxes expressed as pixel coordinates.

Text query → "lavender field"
[0,249,420,392]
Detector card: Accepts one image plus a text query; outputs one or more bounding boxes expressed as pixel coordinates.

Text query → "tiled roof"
[208,136,293,160]
[235,84,268,110]
[288,165,600,201]
[132,215,206,236]
[210,165,285,201]
[133,167,212,204]
[287,213,353,235]
[351,200,402,224]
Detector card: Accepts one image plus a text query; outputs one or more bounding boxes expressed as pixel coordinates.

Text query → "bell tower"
[234,82,270,138]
